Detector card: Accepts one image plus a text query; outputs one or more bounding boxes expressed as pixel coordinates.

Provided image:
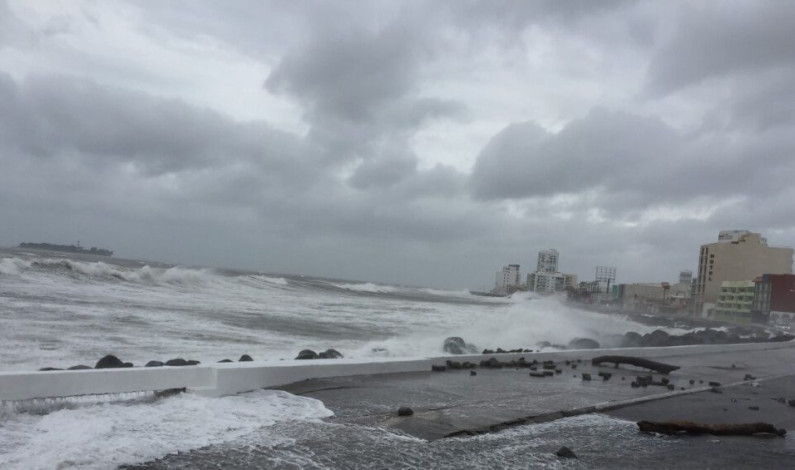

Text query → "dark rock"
[185,360,200,366]
[620,331,643,348]
[631,381,640,388]
[568,337,600,349]
[218,359,233,363]
[318,348,344,359]
[239,354,253,362]
[744,374,756,381]
[543,370,554,376]
[542,363,557,370]
[145,361,164,367]
[398,407,414,417]
[295,349,318,360]
[667,384,675,390]
[165,358,188,366]
[749,406,760,411]
[642,330,671,347]
[481,357,502,369]
[470,370,477,376]
[556,446,577,459]
[443,337,478,355]
[95,354,124,369]
[708,381,721,387]
[68,365,91,370]
[482,349,495,355]
[431,365,446,372]
[582,373,592,381]
[788,400,795,408]
[447,360,463,370]
[38,367,63,371]
[710,387,723,394]
[598,372,612,381]
[122,362,134,368]
[529,371,547,378]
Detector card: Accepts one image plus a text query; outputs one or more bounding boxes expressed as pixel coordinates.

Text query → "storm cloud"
[1,0,794,288]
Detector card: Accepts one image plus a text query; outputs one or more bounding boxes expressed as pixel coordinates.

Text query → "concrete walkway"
[277,341,795,440]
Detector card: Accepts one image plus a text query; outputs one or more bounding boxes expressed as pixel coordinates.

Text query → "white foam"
[0,390,332,470]
[0,258,31,276]
[331,282,398,294]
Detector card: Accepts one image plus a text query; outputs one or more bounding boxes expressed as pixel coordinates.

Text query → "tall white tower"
[537,249,559,273]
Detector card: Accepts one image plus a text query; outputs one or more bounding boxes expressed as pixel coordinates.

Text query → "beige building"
[619,282,691,313]
[694,231,793,316]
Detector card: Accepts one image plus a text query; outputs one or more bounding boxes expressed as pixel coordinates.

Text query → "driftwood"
[591,355,680,374]
[638,420,786,437]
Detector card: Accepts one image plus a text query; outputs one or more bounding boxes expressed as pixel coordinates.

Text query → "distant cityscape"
[491,230,795,328]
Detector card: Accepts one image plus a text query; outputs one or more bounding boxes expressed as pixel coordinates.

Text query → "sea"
[2,248,793,469]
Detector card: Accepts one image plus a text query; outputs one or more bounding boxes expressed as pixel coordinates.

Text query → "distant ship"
[18,242,113,257]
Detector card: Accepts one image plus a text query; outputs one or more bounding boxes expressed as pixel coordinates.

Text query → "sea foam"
[0,390,332,470]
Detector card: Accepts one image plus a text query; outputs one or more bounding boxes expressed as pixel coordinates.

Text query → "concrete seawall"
[1,341,793,401]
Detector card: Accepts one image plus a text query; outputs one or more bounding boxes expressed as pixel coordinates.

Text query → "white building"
[679,270,693,285]
[528,271,565,293]
[495,264,522,294]
[537,249,559,273]
[527,249,576,294]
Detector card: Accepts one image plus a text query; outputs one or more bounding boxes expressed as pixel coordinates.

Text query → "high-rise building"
[679,270,693,285]
[495,264,521,294]
[536,249,559,273]
[694,231,793,316]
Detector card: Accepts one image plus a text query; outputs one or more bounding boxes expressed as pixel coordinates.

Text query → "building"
[495,264,521,294]
[679,270,693,285]
[617,281,691,314]
[694,231,793,317]
[536,249,559,273]
[714,280,755,324]
[527,271,565,293]
[526,249,576,294]
[752,274,795,325]
[563,274,578,290]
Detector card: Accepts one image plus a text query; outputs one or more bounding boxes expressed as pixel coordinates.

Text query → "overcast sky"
[2,1,794,289]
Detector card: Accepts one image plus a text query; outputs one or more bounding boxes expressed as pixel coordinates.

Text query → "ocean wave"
[330,282,398,294]
[0,390,332,470]
[0,257,32,276]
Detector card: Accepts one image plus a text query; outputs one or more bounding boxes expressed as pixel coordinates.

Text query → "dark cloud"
[0,73,310,183]
[646,2,795,96]
[2,1,795,288]
[470,109,680,200]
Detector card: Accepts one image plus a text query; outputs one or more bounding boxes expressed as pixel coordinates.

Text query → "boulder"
[556,446,577,459]
[165,358,188,366]
[443,337,478,355]
[68,365,91,370]
[318,348,343,359]
[38,367,63,371]
[295,349,318,360]
[218,359,233,363]
[398,407,414,417]
[239,354,253,362]
[185,360,200,366]
[620,332,643,348]
[642,330,671,347]
[121,362,134,368]
[145,360,164,367]
[95,354,124,369]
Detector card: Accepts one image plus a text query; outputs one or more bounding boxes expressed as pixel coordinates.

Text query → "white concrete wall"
[1,341,793,401]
